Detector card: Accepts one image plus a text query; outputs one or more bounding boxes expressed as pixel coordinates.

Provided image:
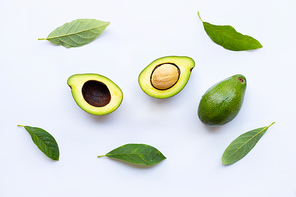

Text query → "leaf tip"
[254,42,263,49]
[222,158,233,165]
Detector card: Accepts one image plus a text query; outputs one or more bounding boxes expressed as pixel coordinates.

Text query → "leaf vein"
[47,23,103,40]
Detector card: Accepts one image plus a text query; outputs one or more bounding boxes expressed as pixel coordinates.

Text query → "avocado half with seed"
[67,73,123,115]
[138,56,195,98]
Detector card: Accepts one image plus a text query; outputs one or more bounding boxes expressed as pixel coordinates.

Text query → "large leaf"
[18,125,60,161]
[98,144,166,166]
[222,122,275,165]
[38,19,110,48]
[198,12,262,51]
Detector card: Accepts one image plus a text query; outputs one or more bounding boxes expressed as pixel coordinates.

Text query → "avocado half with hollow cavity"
[138,56,195,98]
[67,73,123,115]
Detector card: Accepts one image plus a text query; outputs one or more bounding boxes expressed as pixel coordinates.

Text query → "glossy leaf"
[222,122,275,165]
[198,12,262,51]
[18,125,60,161]
[38,19,110,48]
[98,144,166,165]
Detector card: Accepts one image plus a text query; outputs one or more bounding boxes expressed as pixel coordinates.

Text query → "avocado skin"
[198,74,247,127]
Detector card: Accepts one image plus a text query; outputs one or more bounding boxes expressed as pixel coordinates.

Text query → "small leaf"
[18,125,60,161]
[222,122,275,165]
[98,144,166,166]
[38,19,110,48]
[198,12,262,51]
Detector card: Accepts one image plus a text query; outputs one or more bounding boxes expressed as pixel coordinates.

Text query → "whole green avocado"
[198,74,247,126]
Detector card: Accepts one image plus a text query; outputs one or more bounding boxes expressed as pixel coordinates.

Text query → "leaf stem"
[17,125,25,127]
[197,11,203,22]
[38,38,47,40]
[97,155,106,158]
[267,122,275,128]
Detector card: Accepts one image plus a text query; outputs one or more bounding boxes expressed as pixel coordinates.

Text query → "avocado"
[138,56,195,98]
[67,73,123,115]
[198,74,247,126]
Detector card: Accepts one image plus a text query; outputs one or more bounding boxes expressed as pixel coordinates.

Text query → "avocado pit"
[150,63,180,90]
[82,80,111,107]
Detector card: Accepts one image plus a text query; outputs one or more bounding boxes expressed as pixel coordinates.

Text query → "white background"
[1,0,296,196]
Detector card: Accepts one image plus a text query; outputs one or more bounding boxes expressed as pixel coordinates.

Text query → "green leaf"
[222,122,275,165]
[98,144,166,166]
[18,125,60,161]
[198,12,262,51]
[38,19,110,48]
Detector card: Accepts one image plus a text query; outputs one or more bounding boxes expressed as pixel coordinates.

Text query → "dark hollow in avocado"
[82,80,111,107]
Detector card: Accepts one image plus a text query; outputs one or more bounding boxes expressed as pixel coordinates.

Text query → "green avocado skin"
[198,74,247,127]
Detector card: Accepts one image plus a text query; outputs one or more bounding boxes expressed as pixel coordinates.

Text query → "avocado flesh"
[198,74,246,126]
[138,56,195,99]
[67,73,123,115]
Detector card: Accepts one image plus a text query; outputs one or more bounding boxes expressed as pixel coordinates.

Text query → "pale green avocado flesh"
[138,56,195,99]
[198,74,247,126]
[67,73,123,115]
